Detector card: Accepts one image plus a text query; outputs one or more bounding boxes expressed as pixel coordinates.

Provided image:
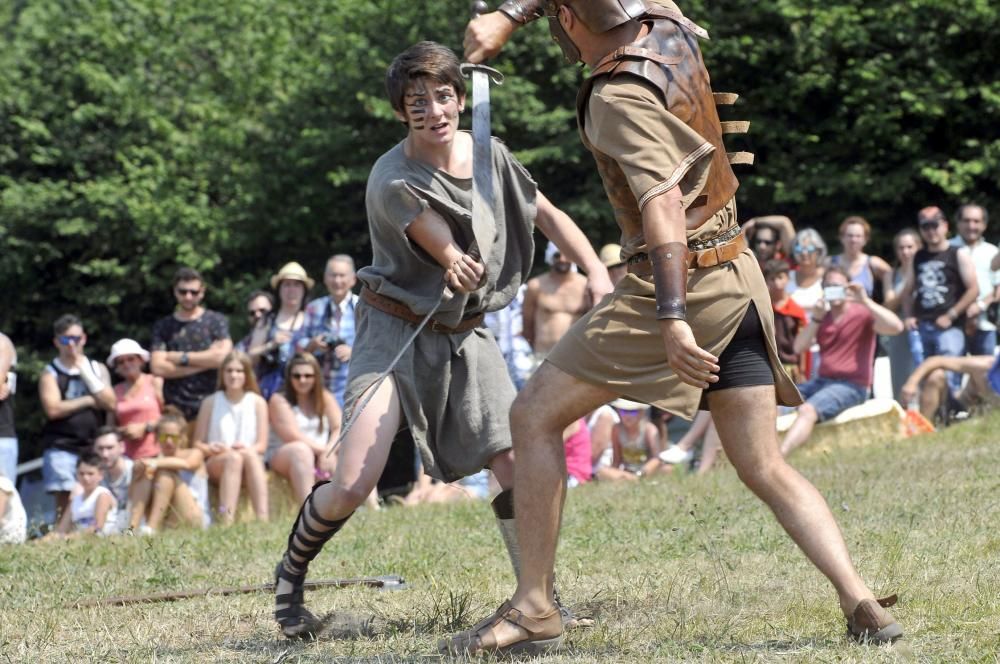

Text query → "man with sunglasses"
[39,314,116,521]
[150,267,233,428]
[900,206,979,408]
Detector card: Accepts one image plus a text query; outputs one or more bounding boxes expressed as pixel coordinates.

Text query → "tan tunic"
[546,78,801,418]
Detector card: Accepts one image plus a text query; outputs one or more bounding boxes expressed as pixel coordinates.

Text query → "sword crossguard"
[459,63,504,85]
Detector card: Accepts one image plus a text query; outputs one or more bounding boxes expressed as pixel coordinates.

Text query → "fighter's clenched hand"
[658,319,720,389]
[445,253,485,293]
[464,12,515,63]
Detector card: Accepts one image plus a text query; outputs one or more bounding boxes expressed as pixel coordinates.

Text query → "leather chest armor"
[576,7,743,231]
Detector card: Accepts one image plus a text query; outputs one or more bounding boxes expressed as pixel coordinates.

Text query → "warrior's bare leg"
[707,384,873,615]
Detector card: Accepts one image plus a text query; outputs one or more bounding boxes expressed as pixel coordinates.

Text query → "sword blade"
[469,66,497,265]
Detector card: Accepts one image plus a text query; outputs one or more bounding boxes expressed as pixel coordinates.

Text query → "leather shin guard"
[491,489,522,580]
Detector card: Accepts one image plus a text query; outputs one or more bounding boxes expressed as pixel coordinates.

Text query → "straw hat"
[106,338,150,367]
[599,243,624,268]
[610,398,650,411]
[270,261,315,290]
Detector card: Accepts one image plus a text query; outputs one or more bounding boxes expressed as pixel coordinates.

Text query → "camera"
[823,285,846,302]
[323,335,347,370]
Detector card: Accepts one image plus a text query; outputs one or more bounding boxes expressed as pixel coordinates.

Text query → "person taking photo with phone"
[779,266,904,456]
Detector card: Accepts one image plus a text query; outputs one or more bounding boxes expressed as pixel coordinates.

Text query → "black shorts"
[700,301,774,409]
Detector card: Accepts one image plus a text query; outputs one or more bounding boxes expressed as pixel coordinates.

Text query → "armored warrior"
[444,1,903,655]
[271,41,612,639]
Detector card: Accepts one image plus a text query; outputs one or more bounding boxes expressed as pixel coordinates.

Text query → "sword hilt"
[470,1,489,19]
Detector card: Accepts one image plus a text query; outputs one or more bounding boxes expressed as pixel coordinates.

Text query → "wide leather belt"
[627,231,747,276]
[361,287,484,334]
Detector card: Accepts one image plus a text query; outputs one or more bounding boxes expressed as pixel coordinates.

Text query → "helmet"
[546,0,649,62]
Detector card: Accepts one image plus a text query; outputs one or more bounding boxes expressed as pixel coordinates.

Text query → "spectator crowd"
[2,203,999,544]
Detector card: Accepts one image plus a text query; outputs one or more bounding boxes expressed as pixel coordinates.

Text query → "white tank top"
[266,404,330,458]
[206,391,259,447]
[71,485,118,535]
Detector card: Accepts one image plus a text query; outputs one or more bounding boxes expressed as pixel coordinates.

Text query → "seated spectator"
[765,259,808,382]
[586,403,619,476]
[267,353,342,504]
[883,228,925,399]
[780,267,903,456]
[563,419,592,487]
[399,467,492,506]
[93,426,133,533]
[108,339,164,460]
[828,216,893,300]
[0,470,27,544]
[659,411,725,476]
[247,263,312,399]
[192,351,269,524]
[129,406,207,533]
[900,354,1000,423]
[236,289,275,356]
[787,228,828,315]
[39,314,116,521]
[745,215,796,265]
[598,243,627,285]
[50,451,118,538]
[0,330,17,483]
[900,207,979,395]
[595,400,668,482]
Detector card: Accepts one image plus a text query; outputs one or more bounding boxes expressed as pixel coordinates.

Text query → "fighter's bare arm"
[534,191,613,304]
[643,187,719,388]
[406,207,485,293]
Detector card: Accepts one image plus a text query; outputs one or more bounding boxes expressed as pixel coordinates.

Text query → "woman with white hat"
[108,338,164,460]
[247,262,313,398]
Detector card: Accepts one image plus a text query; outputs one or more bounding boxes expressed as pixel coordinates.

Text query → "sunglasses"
[617,408,642,416]
[291,372,316,380]
[794,245,819,255]
[247,307,270,317]
[58,335,83,345]
[754,239,775,246]
[114,355,141,366]
[157,433,182,443]
[175,288,202,296]
[919,221,940,231]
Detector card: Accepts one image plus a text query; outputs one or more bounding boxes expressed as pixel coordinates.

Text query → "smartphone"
[823,285,846,302]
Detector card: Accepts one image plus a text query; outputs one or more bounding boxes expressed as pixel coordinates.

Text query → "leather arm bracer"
[498,0,545,24]
[650,242,690,320]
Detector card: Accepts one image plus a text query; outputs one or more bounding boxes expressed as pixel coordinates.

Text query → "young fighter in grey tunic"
[272,41,612,639]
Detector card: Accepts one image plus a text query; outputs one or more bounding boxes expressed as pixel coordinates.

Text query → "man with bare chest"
[522,243,590,361]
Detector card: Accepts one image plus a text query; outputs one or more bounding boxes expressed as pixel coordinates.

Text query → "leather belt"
[361,288,484,334]
[627,231,747,276]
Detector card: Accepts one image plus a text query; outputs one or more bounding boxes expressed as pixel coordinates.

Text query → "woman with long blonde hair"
[192,350,269,524]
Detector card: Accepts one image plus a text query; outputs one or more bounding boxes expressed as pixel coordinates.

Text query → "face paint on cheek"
[404,87,428,130]
[407,106,427,129]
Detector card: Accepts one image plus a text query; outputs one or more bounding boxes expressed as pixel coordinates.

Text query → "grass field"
[3,411,999,663]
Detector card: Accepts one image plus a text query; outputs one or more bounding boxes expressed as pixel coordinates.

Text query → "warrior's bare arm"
[406,208,485,293]
[534,191,613,304]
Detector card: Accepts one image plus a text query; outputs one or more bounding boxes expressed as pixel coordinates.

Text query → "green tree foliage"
[1,0,998,456]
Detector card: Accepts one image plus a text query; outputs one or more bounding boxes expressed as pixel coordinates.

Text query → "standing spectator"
[108,339,163,460]
[765,259,808,383]
[296,255,359,407]
[129,406,207,533]
[485,284,533,390]
[49,452,117,538]
[236,290,275,356]
[93,426,132,533]
[883,228,925,400]
[39,315,116,520]
[0,331,17,482]
[523,242,590,367]
[829,216,893,300]
[150,267,233,430]
[949,204,998,356]
[267,354,342,505]
[247,262,312,398]
[192,351,269,524]
[598,243,627,285]
[901,206,979,395]
[786,228,828,315]
[749,223,781,265]
[780,267,903,456]
[745,215,796,265]
[0,469,26,544]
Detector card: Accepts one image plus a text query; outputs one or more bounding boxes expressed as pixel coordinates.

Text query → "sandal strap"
[876,594,898,608]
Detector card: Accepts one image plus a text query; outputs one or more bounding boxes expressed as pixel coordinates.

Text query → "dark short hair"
[957,203,988,225]
[385,41,465,116]
[823,264,850,284]
[245,289,275,309]
[77,451,102,470]
[173,266,204,287]
[53,314,83,336]
[763,259,791,280]
[93,425,119,442]
[917,206,946,225]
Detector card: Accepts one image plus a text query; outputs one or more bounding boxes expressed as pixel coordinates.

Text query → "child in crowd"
[94,426,133,533]
[765,259,808,383]
[51,451,117,537]
[129,406,208,533]
[0,471,27,544]
[596,400,668,482]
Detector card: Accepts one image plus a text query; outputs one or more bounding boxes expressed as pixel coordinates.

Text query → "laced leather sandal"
[274,482,351,639]
[438,600,563,656]
[847,594,903,644]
